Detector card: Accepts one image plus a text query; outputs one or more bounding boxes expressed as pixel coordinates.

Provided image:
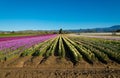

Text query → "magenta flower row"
[0,34,56,53]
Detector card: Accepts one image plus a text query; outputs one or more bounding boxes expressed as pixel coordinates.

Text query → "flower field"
[0,34,120,64]
[0,34,56,60]
[0,34,120,78]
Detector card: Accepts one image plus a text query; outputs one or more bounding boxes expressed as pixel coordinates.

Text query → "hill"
[66,25,120,33]
[0,25,120,33]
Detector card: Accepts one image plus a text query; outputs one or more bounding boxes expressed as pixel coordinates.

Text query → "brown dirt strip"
[0,68,120,78]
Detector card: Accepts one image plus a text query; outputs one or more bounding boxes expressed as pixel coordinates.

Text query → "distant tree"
[59,28,63,34]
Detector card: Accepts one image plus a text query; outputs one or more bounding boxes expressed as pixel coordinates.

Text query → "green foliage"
[45,37,59,57]
[0,31,57,37]
[32,50,40,56]
[65,37,95,64]
[63,37,82,62]
[68,35,120,64]
[1,34,120,64]
[58,36,65,58]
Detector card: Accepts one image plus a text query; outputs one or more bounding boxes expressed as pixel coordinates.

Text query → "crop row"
[0,34,56,60]
[67,35,120,64]
[19,35,120,64]
[1,34,120,65]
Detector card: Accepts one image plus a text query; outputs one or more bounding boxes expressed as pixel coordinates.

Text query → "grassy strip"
[0,33,36,37]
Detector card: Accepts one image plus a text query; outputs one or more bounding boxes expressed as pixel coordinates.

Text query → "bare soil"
[0,56,120,78]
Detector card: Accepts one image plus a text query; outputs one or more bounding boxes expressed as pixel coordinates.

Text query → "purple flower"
[0,34,57,54]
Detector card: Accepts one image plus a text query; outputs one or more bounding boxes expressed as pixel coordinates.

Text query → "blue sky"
[0,0,120,31]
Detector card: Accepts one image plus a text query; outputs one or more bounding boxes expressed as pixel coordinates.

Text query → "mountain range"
[0,25,120,33]
[66,25,120,33]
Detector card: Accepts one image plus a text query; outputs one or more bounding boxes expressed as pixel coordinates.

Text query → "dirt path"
[0,56,120,78]
[0,68,120,78]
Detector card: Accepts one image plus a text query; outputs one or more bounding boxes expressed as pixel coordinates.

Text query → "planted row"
[20,35,107,64]
[0,34,56,61]
[1,34,119,65]
[68,35,120,64]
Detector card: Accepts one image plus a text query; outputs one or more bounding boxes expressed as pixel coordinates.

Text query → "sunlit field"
[0,0,120,77]
[0,33,120,78]
[78,32,120,36]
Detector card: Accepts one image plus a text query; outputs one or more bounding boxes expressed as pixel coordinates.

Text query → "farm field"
[76,33,120,40]
[0,34,120,78]
[0,33,35,37]
[78,32,120,36]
